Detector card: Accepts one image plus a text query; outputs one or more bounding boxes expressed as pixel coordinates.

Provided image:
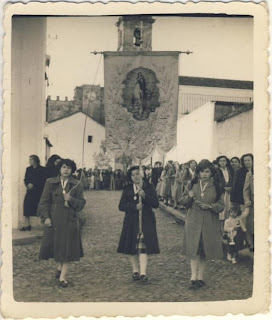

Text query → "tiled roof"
[179,76,253,90]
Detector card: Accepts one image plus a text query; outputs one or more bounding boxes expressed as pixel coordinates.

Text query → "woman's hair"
[30,155,40,165]
[127,166,139,183]
[57,158,77,174]
[189,159,197,166]
[46,154,61,168]
[216,155,231,168]
[240,153,254,172]
[230,156,241,164]
[191,159,223,201]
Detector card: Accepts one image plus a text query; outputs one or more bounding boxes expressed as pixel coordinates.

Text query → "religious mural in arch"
[122,67,160,121]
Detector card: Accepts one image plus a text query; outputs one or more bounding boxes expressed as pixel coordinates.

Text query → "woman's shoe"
[132,272,140,281]
[196,280,205,288]
[55,270,61,279]
[59,280,68,288]
[19,225,31,231]
[188,280,197,289]
[139,275,148,283]
[227,253,232,262]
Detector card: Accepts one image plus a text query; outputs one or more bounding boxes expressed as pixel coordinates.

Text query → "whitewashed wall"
[165,102,253,164]
[176,101,217,163]
[45,112,107,169]
[216,109,253,158]
[11,17,47,229]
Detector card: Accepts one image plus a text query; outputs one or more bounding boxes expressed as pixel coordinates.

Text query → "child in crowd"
[224,204,247,264]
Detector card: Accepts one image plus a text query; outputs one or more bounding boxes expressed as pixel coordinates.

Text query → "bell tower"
[116,15,155,51]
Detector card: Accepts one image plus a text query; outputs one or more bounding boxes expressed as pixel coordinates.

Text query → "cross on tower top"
[116,15,155,52]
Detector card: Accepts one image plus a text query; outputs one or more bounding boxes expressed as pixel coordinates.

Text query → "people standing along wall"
[151,161,163,189]
[216,156,234,237]
[20,155,47,231]
[172,163,183,209]
[93,166,100,190]
[231,154,254,252]
[242,161,254,252]
[230,157,241,174]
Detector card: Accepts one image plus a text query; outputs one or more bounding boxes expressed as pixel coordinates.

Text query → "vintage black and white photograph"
[2,1,270,318]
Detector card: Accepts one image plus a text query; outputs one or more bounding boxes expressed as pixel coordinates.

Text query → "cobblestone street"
[13,191,253,302]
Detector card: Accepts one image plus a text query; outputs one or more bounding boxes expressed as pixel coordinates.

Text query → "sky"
[46,16,253,100]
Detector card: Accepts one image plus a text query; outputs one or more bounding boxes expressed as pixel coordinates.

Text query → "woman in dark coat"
[45,154,62,179]
[20,155,46,231]
[117,166,160,283]
[38,159,86,288]
[181,160,224,289]
[231,153,254,251]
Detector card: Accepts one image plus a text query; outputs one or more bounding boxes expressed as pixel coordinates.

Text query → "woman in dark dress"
[117,166,160,283]
[38,159,86,288]
[231,153,254,251]
[20,155,46,231]
[45,154,62,179]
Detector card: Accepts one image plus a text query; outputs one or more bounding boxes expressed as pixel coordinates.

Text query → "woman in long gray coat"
[38,159,86,288]
[181,160,224,289]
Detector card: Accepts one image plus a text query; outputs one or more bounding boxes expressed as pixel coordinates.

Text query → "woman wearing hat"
[117,166,160,283]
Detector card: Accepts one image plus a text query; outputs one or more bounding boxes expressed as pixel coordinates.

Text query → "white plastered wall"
[11,17,47,229]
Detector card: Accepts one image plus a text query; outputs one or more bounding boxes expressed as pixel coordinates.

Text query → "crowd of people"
[117,154,254,287]
[20,152,254,288]
[74,167,127,191]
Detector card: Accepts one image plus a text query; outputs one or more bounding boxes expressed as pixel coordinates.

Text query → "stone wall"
[47,97,77,122]
[47,84,105,125]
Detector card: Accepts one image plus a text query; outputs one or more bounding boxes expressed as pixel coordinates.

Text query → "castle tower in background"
[116,15,155,52]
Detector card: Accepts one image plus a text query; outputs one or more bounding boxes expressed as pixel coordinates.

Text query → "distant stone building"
[47,84,105,125]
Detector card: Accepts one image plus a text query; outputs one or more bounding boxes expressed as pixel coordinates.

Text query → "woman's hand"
[138,189,145,198]
[198,202,212,210]
[64,193,72,201]
[188,190,194,198]
[224,186,232,192]
[136,203,143,211]
[27,183,34,190]
[44,218,52,227]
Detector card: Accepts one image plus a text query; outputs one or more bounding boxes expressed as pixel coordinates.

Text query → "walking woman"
[180,160,224,289]
[38,159,86,288]
[20,155,46,231]
[117,166,160,283]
